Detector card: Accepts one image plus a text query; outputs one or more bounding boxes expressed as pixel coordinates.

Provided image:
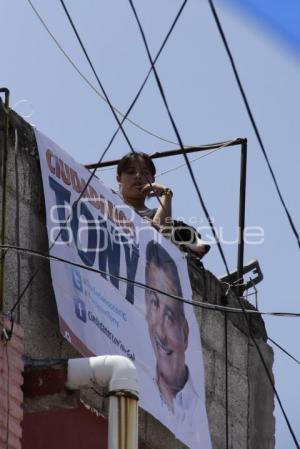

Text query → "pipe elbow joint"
[67,355,139,398]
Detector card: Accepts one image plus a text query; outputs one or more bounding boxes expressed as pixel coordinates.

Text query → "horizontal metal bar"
[84,137,246,170]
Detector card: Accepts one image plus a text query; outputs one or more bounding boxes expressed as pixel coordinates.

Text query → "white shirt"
[151,368,212,449]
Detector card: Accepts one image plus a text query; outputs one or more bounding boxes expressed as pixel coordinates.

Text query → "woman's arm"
[152,190,172,228]
[141,183,173,228]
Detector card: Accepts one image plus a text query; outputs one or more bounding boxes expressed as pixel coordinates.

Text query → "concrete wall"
[0,104,275,449]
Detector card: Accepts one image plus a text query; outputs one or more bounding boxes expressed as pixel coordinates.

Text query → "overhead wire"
[3,244,300,318]
[6,243,300,448]
[48,0,189,247]
[127,0,230,276]
[9,0,188,324]
[58,0,185,214]
[128,3,299,445]
[235,294,300,449]
[208,0,300,250]
[207,3,300,443]
[16,6,299,441]
[155,143,229,178]
[0,244,244,314]
[12,6,300,445]
[268,337,300,366]
[25,0,179,146]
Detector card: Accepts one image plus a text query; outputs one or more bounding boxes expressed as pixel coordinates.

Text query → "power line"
[235,295,300,449]
[0,244,240,314]
[5,242,300,447]
[127,0,230,275]
[155,144,229,178]
[35,1,189,244]
[25,0,179,146]
[208,0,300,250]
[268,337,300,366]
[3,244,300,318]
[10,0,188,326]
[58,0,151,154]
[202,6,300,436]
[58,0,185,214]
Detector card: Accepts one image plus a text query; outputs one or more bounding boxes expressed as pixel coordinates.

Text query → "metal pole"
[85,138,245,170]
[237,140,247,296]
[0,88,9,110]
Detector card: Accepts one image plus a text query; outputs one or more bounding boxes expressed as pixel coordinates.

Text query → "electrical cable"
[0,244,239,314]
[58,0,187,213]
[235,294,300,448]
[10,269,39,317]
[3,244,300,318]
[49,0,189,247]
[10,8,300,442]
[155,143,230,178]
[25,0,181,146]
[59,0,186,159]
[208,0,300,250]
[202,4,300,433]
[46,0,187,246]
[268,337,300,366]
[9,1,188,327]
[127,0,230,275]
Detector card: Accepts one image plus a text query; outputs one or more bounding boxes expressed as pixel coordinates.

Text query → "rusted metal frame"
[86,137,248,292]
[84,137,245,170]
[0,88,10,310]
[86,137,248,290]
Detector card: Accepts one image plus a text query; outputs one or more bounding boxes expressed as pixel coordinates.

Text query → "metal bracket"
[0,88,10,110]
[219,259,263,293]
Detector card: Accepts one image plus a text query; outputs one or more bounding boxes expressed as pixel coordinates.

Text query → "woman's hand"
[141,183,169,198]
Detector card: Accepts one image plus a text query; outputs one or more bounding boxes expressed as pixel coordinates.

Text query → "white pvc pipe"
[66,355,139,449]
[66,355,139,394]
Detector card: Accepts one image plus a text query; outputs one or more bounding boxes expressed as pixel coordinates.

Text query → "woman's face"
[117,157,154,200]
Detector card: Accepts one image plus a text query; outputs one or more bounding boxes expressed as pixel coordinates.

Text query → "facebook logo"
[74,297,87,322]
[72,268,83,292]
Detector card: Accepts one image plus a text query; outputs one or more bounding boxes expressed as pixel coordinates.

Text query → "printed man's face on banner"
[145,263,189,390]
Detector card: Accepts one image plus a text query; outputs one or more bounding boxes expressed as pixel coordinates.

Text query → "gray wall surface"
[0,104,275,449]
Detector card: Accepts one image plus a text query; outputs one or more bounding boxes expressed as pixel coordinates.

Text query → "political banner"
[35,129,211,449]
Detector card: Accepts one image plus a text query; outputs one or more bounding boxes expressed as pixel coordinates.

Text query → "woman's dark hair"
[117,152,156,177]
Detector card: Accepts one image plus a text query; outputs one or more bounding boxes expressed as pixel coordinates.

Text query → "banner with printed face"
[35,129,211,449]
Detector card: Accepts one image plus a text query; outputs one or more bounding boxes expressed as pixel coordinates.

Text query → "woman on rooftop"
[116,151,172,228]
[116,151,210,259]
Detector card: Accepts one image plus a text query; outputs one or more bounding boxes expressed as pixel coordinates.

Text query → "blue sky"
[1,1,300,447]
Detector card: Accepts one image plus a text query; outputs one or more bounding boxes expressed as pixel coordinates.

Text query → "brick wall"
[0,315,24,449]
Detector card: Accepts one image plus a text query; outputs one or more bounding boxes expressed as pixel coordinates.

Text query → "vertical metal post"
[237,139,247,297]
[0,88,9,110]
[0,88,10,310]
